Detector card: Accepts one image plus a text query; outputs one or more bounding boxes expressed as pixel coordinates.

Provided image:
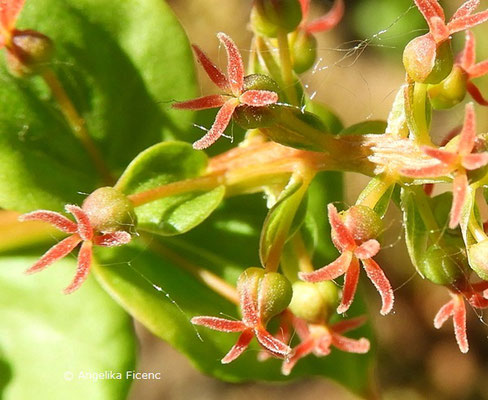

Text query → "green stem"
[356,174,395,209]
[276,29,298,106]
[412,82,432,146]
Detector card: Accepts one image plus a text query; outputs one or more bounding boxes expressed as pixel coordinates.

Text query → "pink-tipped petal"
[414,0,445,28]
[452,0,480,21]
[255,327,291,358]
[293,317,311,340]
[354,239,381,259]
[447,9,488,35]
[192,44,230,91]
[362,258,394,316]
[192,98,239,150]
[331,316,368,334]
[327,203,355,250]
[458,103,477,155]
[65,205,93,241]
[93,231,132,247]
[63,240,92,294]
[221,329,254,364]
[401,163,452,178]
[0,0,25,31]
[460,31,476,70]
[281,337,315,376]
[299,0,310,22]
[422,146,457,165]
[305,0,344,33]
[434,299,455,328]
[314,331,332,356]
[468,60,488,79]
[467,292,488,308]
[240,90,278,107]
[331,332,370,353]
[337,257,360,314]
[18,210,78,233]
[172,94,228,110]
[430,16,450,42]
[217,32,244,96]
[25,234,82,275]
[453,297,469,353]
[299,251,352,282]
[449,172,468,229]
[467,81,488,106]
[191,316,246,332]
[462,152,488,170]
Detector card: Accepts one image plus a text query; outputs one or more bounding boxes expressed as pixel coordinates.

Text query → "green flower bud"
[290,31,317,74]
[428,66,468,110]
[289,281,338,323]
[419,244,463,285]
[251,0,302,38]
[7,29,53,77]
[342,205,382,243]
[468,240,488,281]
[403,35,453,84]
[82,187,137,234]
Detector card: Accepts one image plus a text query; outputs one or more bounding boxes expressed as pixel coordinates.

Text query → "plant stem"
[276,29,298,106]
[412,82,432,146]
[42,69,114,185]
[292,234,315,273]
[356,174,395,209]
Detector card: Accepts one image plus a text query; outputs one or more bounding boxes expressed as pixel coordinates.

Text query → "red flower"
[434,281,488,353]
[19,206,131,293]
[457,30,488,106]
[0,0,25,50]
[298,0,344,34]
[173,33,278,150]
[282,316,369,375]
[402,103,488,228]
[191,271,291,364]
[299,204,394,316]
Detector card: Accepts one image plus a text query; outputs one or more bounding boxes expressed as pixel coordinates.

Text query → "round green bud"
[428,66,468,110]
[289,281,338,323]
[82,187,137,234]
[403,35,453,84]
[468,240,488,281]
[7,29,53,77]
[419,244,463,285]
[290,31,317,74]
[251,0,302,38]
[342,205,382,243]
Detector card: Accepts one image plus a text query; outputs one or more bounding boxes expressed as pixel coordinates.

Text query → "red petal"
[172,94,227,110]
[460,31,476,70]
[467,81,488,106]
[458,103,476,155]
[217,32,244,97]
[299,0,310,22]
[293,317,310,340]
[462,152,488,170]
[337,257,360,314]
[331,316,368,334]
[255,327,291,358]
[469,60,488,79]
[401,163,452,178]
[299,251,352,282]
[221,329,254,364]
[467,293,488,308]
[447,10,488,35]
[327,203,355,251]
[305,0,344,33]
[192,99,239,150]
[93,231,132,247]
[25,234,82,275]
[354,239,380,259]
[63,240,92,294]
[422,146,457,165]
[433,299,455,328]
[281,336,315,376]
[453,297,469,353]
[190,316,246,332]
[65,205,93,241]
[240,90,278,106]
[18,210,78,233]
[192,44,229,91]
[452,0,480,21]
[449,172,468,229]
[362,258,394,315]
[414,0,445,28]
[430,16,450,42]
[314,330,332,356]
[0,0,25,31]
[239,269,260,327]
[331,331,370,353]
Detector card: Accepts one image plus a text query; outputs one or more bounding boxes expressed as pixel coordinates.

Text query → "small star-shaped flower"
[298,0,344,34]
[456,30,488,106]
[19,205,131,293]
[191,271,291,364]
[282,316,369,375]
[402,103,488,228]
[299,204,394,316]
[173,32,278,150]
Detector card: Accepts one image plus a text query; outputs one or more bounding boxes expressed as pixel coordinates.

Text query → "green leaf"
[340,120,387,136]
[116,141,225,236]
[400,188,429,273]
[0,0,196,212]
[0,254,136,400]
